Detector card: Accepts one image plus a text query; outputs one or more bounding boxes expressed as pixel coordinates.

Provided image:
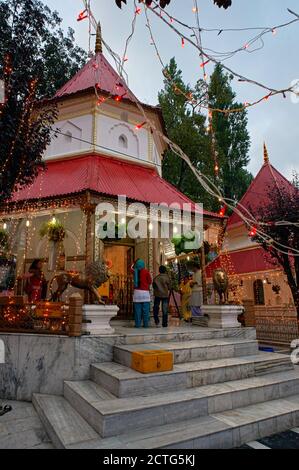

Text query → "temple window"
[253,279,265,305]
[119,134,128,149]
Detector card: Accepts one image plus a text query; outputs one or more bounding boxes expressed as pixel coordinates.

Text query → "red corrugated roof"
[228,162,295,228]
[10,155,222,217]
[205,247,279,278]
[55,52,137,102]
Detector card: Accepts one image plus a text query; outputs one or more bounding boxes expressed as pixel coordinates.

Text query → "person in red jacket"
[24,259,48,303]
[132,259,152,328]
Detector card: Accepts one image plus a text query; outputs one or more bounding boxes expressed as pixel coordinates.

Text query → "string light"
[77,9,88,21]
[135,121,146,130]
[219,206,227,217]
[249,227,257,237]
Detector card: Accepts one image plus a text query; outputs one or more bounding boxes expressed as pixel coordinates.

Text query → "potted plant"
[40,218,66,242]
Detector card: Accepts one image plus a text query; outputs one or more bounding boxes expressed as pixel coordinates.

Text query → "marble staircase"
[32,326,299,449]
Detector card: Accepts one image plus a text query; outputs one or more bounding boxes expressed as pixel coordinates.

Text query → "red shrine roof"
[228,160,295,228]
[55,52,137,102]
[205,247,279,278]
[10,155,222,218]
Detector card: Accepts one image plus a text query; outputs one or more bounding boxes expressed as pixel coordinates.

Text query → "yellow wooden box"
[131,350,173,374]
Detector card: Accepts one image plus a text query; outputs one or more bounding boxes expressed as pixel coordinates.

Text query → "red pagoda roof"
[10,155,222,218]
[206,247,279,277]
[55,52,137,102]
[228,161,295,228]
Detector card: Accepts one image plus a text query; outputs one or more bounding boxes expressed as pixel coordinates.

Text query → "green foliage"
[158,59,252,212]
[0,0,87,202]
[40,218,65,242]
[159,58,214,208]
[171,231,196,256]
[0,0,87,99]
[208,64,253,202]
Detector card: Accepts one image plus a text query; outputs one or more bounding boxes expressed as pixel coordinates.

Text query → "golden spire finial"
[263,142,269,164]
[95,21,103,54]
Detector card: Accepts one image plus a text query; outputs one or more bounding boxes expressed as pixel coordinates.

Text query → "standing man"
[132,259,152,328]
[190,262,203,317]
[153,266,171,328]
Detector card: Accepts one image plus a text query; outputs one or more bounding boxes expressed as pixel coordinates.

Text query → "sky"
[45,0,299,180]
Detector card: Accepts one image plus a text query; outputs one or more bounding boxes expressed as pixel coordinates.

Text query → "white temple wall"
[44,115,93,160]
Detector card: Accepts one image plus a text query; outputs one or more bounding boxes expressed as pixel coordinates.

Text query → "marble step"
[64,369,299,438]
[90,352,293,398]
[114,338,259,366]
[117,326,256,345]
[66,394,299,449]
[32,394,99,449]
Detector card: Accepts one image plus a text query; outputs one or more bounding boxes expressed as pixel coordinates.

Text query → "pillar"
[81,197,97,304]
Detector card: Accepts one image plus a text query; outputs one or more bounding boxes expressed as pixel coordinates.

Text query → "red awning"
[205,247,279,278]
[10,155,221,217]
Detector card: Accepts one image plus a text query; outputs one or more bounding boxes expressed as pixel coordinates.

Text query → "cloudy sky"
[46,0,299,179]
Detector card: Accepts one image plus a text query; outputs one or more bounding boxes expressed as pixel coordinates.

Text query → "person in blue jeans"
[153,265,171,327]
[132,259,152,328]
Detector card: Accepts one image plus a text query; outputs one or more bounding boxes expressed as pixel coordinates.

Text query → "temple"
[206,144,298,343]
[0,25,223,319]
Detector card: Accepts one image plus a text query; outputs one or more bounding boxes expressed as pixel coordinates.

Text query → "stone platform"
[0,324,246,400]
[23,325,299,449]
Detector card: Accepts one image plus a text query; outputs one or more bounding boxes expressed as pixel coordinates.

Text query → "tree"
[252,182,299,318]
[158,58,214,208]
[0,0,87,202]
[208,64,252,203]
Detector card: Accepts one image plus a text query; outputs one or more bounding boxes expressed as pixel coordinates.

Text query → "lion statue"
[49,261,109,304]
[213,268,229,304]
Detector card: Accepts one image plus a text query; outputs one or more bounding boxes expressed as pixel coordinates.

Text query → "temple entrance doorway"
[100,242,135,319]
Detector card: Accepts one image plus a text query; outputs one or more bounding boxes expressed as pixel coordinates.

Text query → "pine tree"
[208,64,252,203]
[158,58,214,208]
[0,0,87,202]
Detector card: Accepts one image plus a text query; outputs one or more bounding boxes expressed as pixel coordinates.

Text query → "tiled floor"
[0,400,53,449]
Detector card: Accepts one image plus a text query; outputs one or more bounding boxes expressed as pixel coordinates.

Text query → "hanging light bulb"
[249,227,257,237]
[3,222,7,230]
[77,9,88,21]
[26,220,30,227]
[135,121,146,130]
